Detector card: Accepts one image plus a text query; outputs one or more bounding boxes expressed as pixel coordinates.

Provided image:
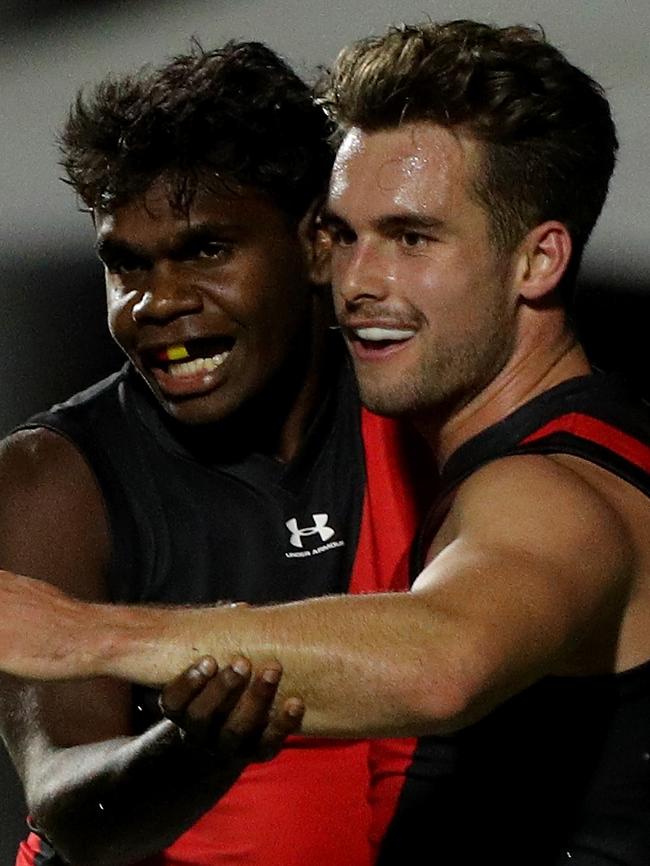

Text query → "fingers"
[212,662,305,761]
[254,695,305,761]
[159,655,304,761]
[161,655,220,718]
[218,663,282,742]
[161,656,252,744]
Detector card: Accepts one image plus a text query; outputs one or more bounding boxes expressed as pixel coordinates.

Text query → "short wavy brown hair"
[60,40,334,220]
[319,20,618,300]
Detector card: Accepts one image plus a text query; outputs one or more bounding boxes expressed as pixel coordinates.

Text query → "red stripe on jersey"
[352,411,429,851]
[367,736,418,856]
[160,740,375,866]
[520,412,650,472]
[15,833,40,866]
[351,410,429,594]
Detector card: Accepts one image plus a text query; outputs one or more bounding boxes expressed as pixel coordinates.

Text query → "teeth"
[168,352,229,378]
[354,327,415,342]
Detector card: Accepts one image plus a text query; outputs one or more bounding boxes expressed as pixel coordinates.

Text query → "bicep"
[411,456,632,713]
[0,429,133,780]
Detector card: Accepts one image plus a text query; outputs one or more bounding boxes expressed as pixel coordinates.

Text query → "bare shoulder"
[405,452,639,714]
[0,425,93,484]
[0,427,110,598]
[427,452,636,634]
[452,453,633,563]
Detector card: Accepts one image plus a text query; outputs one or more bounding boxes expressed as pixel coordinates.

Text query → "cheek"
[255,291,311,343]
[238,261,311,330]
[330,245,350,276]
[394,257,448,313]
[106,286,137,341]
[408,250,497,315]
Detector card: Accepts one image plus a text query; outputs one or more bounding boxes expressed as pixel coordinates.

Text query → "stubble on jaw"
[353,293,514,425]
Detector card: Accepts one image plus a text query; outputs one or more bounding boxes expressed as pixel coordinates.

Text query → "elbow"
[402,651,497,737]
[423,679,489,735]
[29,795,131,866]
[404,677,477,736]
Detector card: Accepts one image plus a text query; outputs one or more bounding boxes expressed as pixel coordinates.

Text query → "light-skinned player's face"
[95,179,316,426]
[324,123,518,421]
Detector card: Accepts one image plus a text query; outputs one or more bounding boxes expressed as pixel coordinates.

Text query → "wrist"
[161,718,247,778]
[87,602,158,681]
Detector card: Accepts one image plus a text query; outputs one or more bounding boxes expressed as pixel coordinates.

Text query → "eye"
[324,224,356,247]
[399,231,430,249]
[194,240,231,260]
[103,253,148,275]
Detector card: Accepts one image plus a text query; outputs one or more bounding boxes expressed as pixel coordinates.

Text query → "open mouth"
[146,336,235,378]
[350,326,416,352]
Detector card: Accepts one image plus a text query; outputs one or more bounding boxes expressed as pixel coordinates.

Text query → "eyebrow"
[320,208,446,233]
[95,221,241,262]
[95,237,149,264]
[375,214,446,233]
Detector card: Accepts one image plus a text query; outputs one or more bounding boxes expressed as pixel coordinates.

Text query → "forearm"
[1,566,553,738]
[91,593,463,737]
[30,720,248,866]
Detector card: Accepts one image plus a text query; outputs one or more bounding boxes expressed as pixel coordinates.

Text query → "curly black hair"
[60,40,334,219]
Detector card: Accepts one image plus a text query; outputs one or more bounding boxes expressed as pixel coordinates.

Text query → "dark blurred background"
[1,1,648,861]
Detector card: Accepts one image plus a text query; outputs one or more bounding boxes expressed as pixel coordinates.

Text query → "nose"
[333,238,390,309]
[131,263,203,324]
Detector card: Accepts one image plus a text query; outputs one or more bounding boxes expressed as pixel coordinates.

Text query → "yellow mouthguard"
[165,344,190,361]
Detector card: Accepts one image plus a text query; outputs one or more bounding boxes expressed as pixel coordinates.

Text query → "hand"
[160,655,304,763]
[0,569,97,680]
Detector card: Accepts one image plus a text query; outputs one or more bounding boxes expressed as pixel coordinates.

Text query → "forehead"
[94,177,288,242]
[329,123,481,220]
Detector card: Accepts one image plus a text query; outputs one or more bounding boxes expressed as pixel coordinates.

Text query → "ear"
[298,199,332,286]
[513,221,572,302]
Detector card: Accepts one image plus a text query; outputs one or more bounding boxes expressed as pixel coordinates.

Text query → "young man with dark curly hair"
[1,19,650,866]
[0,41,427,866]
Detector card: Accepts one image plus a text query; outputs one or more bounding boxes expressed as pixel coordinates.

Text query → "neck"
[416,327,591,469]
[272,316,337,463]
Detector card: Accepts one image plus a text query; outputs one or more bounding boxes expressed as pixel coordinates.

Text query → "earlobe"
[517,221,572,302]
[298,201,332,286]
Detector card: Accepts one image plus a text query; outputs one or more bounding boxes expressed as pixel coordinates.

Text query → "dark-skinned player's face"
[95,179,316,425]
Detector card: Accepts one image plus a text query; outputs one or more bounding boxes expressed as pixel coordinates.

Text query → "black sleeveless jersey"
[15,354,428,866]
[379,373,650,866]
[24,360,367,609]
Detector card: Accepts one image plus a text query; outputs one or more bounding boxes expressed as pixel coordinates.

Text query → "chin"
[159,395,237,427]
[358,374,451,420]
[357,388,414,419]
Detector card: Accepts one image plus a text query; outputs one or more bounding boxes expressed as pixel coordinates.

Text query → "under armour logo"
[286,514,335,548]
